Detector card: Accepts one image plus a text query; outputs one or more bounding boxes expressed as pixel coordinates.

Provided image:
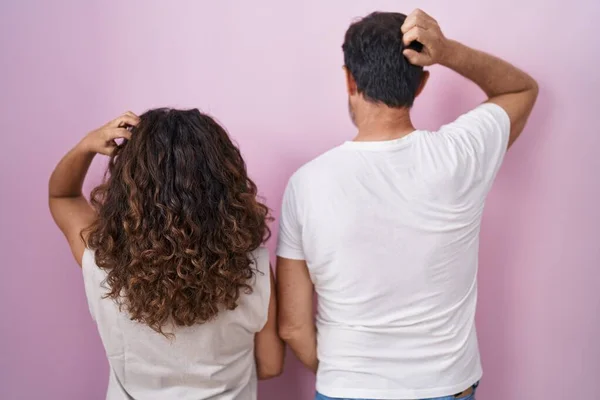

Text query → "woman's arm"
[254,267,286,379]
[49,145,98,265]
[48,111,138,265]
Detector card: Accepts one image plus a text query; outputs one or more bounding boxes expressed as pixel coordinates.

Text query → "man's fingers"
[402,27,429,47]
[403,49,428,66]
[409,8,435,22]
[401,20,429,34]
[402,9,437,33]
[401,15,434,34]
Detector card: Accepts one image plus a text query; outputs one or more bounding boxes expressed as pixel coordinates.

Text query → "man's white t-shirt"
[277,104,510,399]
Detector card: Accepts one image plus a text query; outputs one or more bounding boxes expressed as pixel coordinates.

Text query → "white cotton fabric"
[277,104,510,399]
[82,247,270,400]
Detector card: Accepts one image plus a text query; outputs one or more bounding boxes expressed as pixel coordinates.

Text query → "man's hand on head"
[401,9,538,148]
[401,9,451,67]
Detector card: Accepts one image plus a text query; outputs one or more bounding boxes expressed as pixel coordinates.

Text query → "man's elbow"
[532,77,539,91]
[529,78,539,99]
[520,71,539,102]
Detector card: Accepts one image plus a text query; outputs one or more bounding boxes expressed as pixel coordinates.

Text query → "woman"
[49,109,284,399]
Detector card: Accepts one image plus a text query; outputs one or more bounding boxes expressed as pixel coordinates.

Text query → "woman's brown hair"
[85,108,271,334]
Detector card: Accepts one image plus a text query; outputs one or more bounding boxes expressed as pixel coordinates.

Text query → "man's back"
[278,104,510,398]
[276,8,537,400]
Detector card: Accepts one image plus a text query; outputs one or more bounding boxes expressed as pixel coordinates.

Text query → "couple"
[49,9,537,400]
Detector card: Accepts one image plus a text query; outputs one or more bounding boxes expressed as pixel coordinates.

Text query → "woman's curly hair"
[85,108,271,334]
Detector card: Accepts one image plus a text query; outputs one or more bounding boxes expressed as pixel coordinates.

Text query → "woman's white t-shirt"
[277,104,510,399]
[81,247,270,400]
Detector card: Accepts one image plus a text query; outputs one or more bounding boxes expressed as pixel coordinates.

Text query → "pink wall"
[1,1,599,399]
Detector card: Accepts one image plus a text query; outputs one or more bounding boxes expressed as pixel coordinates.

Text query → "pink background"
[1,1,599,399]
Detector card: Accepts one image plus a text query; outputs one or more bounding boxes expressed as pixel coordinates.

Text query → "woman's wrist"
[77,134,98,156]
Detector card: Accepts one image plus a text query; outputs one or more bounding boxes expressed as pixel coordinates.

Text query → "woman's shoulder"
[80,248,107,283]
[250,247,270,273]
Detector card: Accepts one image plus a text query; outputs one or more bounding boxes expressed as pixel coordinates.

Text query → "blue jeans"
[315,382,479,400]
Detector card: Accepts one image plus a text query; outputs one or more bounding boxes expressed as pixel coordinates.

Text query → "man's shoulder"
[289,144,346,186]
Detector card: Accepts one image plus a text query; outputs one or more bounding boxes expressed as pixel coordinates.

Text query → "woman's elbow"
[278,323,304,344]
[257,364,284,380]
[255,338,285,380]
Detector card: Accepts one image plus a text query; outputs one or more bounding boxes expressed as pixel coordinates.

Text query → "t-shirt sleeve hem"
[480,102,511,148]
[275,246,306,260]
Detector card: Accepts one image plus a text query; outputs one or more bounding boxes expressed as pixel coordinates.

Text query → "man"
[276,9,537,400]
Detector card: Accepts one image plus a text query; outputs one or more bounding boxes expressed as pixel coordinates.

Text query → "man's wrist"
[438,39,465,69]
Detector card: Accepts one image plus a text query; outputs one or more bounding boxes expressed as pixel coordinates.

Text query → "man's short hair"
[342,12,424,108]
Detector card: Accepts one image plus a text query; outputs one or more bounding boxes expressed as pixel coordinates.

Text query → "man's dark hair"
[342,12,424,108]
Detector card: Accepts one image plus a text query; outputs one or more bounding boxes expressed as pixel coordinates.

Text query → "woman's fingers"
[96,129,130,156]
[109,111,140,128]
[108,127,132,141]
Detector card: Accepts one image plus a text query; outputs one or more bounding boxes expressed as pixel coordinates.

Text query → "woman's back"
[49,109,284,399]
[83,247,270,400]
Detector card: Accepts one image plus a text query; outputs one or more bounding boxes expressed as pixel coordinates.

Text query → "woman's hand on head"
[81,111,139,155]
[49,111,138,266]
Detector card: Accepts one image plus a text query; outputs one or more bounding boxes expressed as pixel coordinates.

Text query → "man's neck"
[353,103,415,142]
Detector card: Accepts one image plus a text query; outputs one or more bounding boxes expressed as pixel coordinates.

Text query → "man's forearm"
[440,40,537,98]
[281,327,318,373]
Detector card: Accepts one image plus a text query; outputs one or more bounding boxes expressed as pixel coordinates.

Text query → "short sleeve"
[276,178,305,260]
[440,103,511,193]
